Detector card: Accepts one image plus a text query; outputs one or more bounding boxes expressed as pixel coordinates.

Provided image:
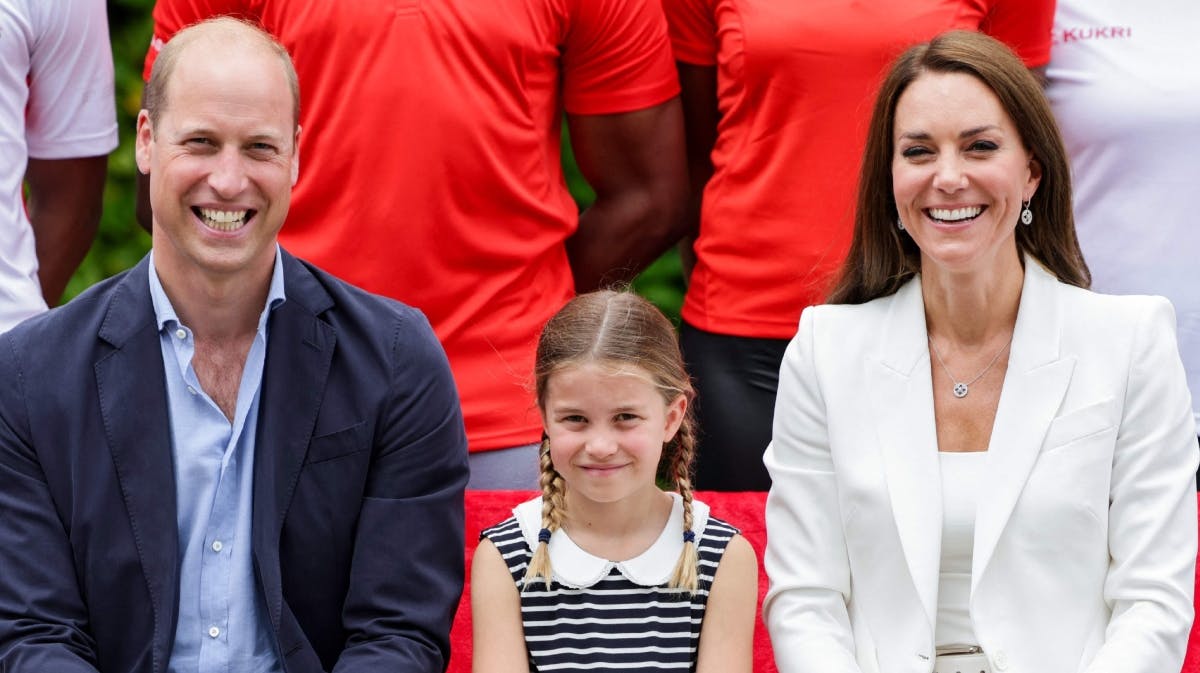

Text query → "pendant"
[953,383,969,398]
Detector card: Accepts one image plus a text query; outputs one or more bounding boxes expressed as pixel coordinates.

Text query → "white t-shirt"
[1046,0,1200,430]
[0,0,117,332]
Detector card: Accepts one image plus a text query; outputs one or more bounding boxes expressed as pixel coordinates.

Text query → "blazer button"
[993,650,1009,670]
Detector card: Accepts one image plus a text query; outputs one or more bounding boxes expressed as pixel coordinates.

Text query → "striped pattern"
[481,513,738,671]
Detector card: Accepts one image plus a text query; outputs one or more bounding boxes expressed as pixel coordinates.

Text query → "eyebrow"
[176,126,287,143]
[898,125,1001,142]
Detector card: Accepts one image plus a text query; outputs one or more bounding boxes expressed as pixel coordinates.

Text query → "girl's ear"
[662,394,687,443]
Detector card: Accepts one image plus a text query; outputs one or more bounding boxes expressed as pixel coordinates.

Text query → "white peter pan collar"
[513,492,711,589]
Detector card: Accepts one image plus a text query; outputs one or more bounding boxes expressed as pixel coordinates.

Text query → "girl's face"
[542,361,686,507]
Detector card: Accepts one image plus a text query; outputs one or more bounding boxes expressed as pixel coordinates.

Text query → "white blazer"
[763,259,1198,673]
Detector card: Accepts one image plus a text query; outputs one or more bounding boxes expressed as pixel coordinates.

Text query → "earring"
[897,217,905,231]
[1020,200,1033,226]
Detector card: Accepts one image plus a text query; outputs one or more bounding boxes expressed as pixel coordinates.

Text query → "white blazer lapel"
[972,259,1075,593]
[868,278,942,630]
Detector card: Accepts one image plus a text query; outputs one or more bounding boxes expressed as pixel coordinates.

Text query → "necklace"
[928,334,1013,399]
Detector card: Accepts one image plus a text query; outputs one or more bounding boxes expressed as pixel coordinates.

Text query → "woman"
[662,0,1055,491]
[1045,0,1200,480]
[763,31,1197,673]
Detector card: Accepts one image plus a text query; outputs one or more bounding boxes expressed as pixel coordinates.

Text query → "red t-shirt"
[146,0,679,452]
[664,0,1053,339]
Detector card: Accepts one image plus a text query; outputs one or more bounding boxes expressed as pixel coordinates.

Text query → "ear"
[290,124,301,186]
[662,393,687,444]
[1024,154,1043,202]
[135,110,154,175]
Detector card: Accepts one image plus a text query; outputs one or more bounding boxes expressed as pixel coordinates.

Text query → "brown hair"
[524,290,700,593]
[826,30,1089,305]
[144,16,300,131]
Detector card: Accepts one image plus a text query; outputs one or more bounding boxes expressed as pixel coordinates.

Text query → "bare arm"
[676,62,718,281]
[696,534,757,673]
[24,156,106,305]
[471,540,531,673]
[564,97,687,292]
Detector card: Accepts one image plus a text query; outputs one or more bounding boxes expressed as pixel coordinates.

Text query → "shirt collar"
[147,246,287,334]
[513,492,711,588]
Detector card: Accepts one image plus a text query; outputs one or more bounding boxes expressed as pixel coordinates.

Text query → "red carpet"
[451,491,1200,673]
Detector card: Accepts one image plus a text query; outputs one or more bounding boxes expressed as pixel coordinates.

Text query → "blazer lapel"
[868,278,942,630]
[971,259,1074,594]
[252,252,335,629]
[94,256,178,672]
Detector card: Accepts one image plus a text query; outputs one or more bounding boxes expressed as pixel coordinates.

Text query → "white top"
[935,451,987,649]
[1045,0,1200,430]
[513,491,712,588]
[0,0,117,332]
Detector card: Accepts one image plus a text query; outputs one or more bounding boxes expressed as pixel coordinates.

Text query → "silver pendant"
[953,383,969,398]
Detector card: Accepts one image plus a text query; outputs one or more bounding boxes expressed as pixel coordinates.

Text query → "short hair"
[523,290,701,593]
[827,30,1089,305]
[143,16,300,130]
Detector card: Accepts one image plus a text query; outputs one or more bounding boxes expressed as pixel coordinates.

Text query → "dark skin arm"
[564,96,688,292]
[24,156,107,305]
[674,63,719,281]
[135,164,152,233]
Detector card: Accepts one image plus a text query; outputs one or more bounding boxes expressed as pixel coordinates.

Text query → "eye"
[900,145,932,159]
[967,140,998,152]
[185,137,215,148]
[614,412,642,423]
[247,142,279,155]
[559,414,587,425]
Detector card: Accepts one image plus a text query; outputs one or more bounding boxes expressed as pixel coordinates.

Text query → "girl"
[471,290,757,672]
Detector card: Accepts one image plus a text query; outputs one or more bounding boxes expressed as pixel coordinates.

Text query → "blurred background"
[77,1,687,321]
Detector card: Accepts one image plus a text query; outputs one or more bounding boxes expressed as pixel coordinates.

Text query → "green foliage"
[87,3,685,324]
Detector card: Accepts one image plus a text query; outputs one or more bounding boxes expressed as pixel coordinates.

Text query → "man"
[0,0,116,332]
[140,1,688,487]
[0,18,468,673]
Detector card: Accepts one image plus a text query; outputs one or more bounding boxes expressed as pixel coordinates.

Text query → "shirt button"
[993,650,1009,670]
[174,328,186,340]
[187,386,197,395]
[208,626,220,638]
[211,540,223,552]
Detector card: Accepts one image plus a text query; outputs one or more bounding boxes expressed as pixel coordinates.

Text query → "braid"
[523,436,567,591]
[667,419,700,593]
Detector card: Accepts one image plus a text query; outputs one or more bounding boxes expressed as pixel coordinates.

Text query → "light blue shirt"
[149,249,286,673]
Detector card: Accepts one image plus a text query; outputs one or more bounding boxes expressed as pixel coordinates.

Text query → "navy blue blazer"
[0,252,469,672]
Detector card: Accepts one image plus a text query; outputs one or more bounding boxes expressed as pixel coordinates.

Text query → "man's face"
[136,41,299,286]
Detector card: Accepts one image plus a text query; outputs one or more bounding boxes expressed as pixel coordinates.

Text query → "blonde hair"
[523,291,700,593]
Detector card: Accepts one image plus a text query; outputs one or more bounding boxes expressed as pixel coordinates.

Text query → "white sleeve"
[25,0,118,159]
[763,307,862,673]
[1084,297,1198,673]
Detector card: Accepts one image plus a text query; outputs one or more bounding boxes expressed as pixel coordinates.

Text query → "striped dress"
[480,493,738,671]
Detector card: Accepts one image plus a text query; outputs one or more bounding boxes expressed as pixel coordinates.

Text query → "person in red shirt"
[663,0,1054,490]
[139,0,687,488]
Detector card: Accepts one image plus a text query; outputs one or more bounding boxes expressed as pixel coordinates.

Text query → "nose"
[207,147,249,198]
[583,430,619,460]
[931,155,968,193]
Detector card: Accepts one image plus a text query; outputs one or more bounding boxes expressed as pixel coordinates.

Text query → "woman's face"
[891,71,1041,279]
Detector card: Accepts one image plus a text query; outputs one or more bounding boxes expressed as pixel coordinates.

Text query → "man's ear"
[135,110,154,175]
[291,125,301,186]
